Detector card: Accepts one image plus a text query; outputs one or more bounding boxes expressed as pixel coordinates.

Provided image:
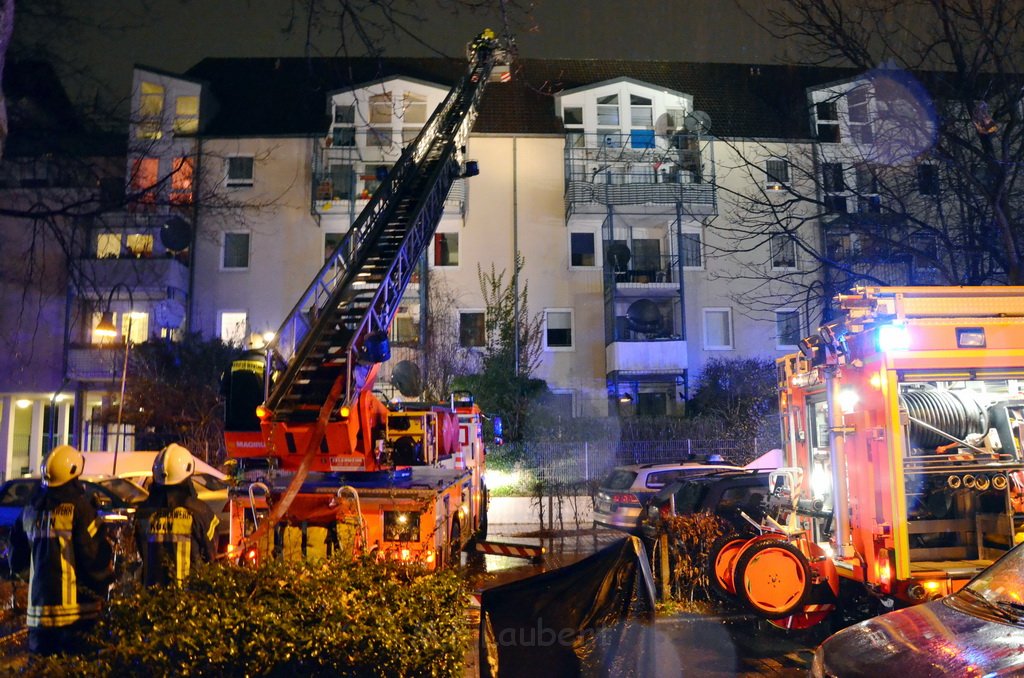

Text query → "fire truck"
[221,31,511,569]
[711,286,1024,629]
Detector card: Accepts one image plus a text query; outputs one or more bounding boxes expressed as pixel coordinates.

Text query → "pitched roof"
[185,57,857,140]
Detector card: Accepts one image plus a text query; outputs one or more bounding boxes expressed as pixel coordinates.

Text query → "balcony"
[606,339,687,374]
[79,255,189,299]
[67,345,125,382]
[565,132,717,218]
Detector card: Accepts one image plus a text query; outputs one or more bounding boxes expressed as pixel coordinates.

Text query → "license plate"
[597,500,612,513]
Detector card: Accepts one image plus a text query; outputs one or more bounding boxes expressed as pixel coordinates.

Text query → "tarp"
[479,536,656,678]
[80,451,225,479]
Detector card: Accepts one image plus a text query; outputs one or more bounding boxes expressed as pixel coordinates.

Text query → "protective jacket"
[135,483,218,586]
[9,481,114,629]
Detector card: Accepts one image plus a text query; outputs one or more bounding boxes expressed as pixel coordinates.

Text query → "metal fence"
[498,438,764,487]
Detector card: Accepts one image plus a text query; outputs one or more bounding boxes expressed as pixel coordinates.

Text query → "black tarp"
[479,536,657,678]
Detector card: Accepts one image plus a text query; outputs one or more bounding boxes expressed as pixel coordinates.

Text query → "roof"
[184,56,859,140]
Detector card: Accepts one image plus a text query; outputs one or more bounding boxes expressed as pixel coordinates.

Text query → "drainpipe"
[512,137,519,376]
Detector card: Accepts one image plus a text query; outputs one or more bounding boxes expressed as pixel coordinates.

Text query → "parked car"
[593,460,741,531]
[810,540,1024,677]
[115,471,230,547]
[0,477,148,554]
[639,469,772,541]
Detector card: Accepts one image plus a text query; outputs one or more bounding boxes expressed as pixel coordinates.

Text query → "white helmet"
[42,444,84,487]
[153,443,196,486]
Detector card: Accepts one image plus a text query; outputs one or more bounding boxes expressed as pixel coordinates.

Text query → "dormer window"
[137,82,164,140]
[816,100,840,143]
[174,96,199,135]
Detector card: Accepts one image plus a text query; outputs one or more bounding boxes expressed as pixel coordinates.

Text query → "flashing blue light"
[878,324,911,352]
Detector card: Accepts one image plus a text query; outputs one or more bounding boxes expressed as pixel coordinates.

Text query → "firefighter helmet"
[42,444,84,487]
[153,443,196,486]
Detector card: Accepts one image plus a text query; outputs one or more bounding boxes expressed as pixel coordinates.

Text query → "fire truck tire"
[448,518,462,567]
[734,539,812,619]
[707,533,748,599]
[476,484,489,541]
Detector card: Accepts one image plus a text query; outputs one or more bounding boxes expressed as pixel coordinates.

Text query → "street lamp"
[94,283,135,473]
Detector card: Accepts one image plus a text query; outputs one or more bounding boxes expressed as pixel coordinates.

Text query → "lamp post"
[93,283,135,474]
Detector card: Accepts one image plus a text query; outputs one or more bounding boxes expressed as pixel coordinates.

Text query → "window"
[681,232,702,268]
[703,308,733,350]
[459,311,486,348]
[369,93,392,124]
[137,81,164,139]
[918,164,939,195]
[91,311,149,345]
[597,94,619,126]
[546,390,575,418]
[847,87,873,144]
[130,157,159,205]
[125,234,153,258]
[324,232,344,262]
[226,156,254,188]
[97,233,121,258]
[765,158,789,188]
[173,95,199,134]
[770,233,797,269]
[775,309,801,348]
[332,105,355,146]
[544,309,573,350]
[570,232,596,267]
[390,312,418,345]
[629,94,654,148]
[170,156,194,204]
[822,163,845,193]
[402,92,426,123]
[433,232,458,266]
[367,128,393,147]
[220,311,248,345]
[563,106,583,125]
[326,164,354,199]
[222,232,250,270]
[815,100,840,142]
[824,194,849,213]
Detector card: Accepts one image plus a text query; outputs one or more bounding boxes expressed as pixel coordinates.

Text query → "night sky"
[14,0,791,112]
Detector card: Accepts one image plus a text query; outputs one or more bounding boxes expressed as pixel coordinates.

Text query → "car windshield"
[602,470,638,491]
[962,544,1024,609]
[98,478,148,503]
[194,474,228,491]
[0,481,36,507]
[673,482,708,513]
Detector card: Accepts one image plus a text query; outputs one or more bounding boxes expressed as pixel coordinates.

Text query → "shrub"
[18,558,468,677]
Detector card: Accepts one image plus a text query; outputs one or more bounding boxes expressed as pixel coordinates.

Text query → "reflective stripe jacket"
[9,482,115,629]
[135,484,218,587]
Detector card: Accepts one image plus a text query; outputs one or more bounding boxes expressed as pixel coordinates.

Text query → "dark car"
[593,460,741,531]
[639,469,772,541]
[0,477,147,554]
[810,540,1024,677]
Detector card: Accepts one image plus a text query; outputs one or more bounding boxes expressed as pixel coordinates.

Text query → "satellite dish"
[606,243,631,271]
[684,110,712,134]
[391,360,422,397]
[626,299,662,334]
[160,216,192,252]
[154,299,186,329]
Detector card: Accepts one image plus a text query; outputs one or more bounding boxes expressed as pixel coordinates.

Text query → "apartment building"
[3,54,966,477]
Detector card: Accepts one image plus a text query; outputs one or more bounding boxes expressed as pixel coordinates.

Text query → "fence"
[495,438,765,488]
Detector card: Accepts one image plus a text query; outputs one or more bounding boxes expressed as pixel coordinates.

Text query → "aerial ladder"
[224,30,512,565]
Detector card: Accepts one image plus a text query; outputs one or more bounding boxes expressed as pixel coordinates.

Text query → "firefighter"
[134,443,219,587]
[7,444,115,656]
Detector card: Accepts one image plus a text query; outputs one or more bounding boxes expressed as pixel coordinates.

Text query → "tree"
[454,254,545,442]
[0,0,13,159]
[719,0,1024,322]
[114,335,237,465]
[688,357,778,443]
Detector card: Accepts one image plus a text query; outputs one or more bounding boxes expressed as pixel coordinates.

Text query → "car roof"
[613,461,742,472]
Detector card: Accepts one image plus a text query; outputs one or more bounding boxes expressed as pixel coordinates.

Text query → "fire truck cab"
[713,286,1024,629]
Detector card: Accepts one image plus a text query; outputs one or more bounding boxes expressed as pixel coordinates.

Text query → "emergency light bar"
[877,324,910,352]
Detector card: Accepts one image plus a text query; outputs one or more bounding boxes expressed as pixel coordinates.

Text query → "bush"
[18,558,468,677]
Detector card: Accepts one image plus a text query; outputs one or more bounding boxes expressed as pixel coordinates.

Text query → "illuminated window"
[170,157,194,204]
[91,311,148,344]
[137,82,164,139]
[130,157,159,204]
[402,92,426,123]
[97,233,122,258]
[219,311,248,345]
[125,234,153,258]
[369,93,392,124]
[173,95,199,134]
[391,312,418,346]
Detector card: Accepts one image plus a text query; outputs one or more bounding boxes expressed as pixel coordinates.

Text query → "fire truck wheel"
[707,533,748,599]
[476,484,489,541]
[733,539,812,619]
[448,519,462,567]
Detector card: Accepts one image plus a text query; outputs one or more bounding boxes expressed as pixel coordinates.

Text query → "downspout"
[512,137,519,376]
[186,138,202,333]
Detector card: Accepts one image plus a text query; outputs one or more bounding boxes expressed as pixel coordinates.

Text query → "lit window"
[226,156,254,188]
[402,92,426,123]
[222,232,250,270]
[91,311,148,344]
[130,157,159,204]
[369,93,392,124]
[545,309,573,350]
[459,311,486,348]
[771,234,797,269]
[170,157,194,204]
[219,311,248,345]
[137,81,164,139]
[97,233,122,258]
[125,234,154,258]
[775,310,801,348]
[433,232,458,266]
[570,232,595,267]
[765,158,789,188]
[173,96,199,134]
[703,308,733,350]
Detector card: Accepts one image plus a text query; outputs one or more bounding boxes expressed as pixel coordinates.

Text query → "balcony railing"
[67,345,125,382]
[606,339,687,374]
[565,132,716,217]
